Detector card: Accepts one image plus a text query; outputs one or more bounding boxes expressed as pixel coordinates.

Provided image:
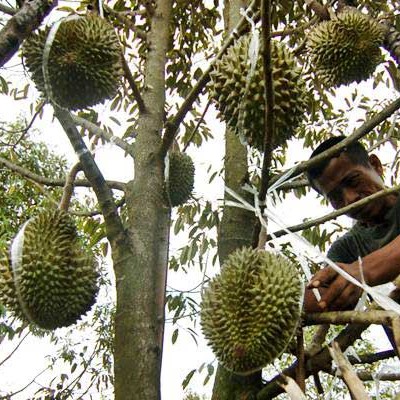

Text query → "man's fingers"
[318,277,348,310]
[307,266,337,289]
[330,284,362,311]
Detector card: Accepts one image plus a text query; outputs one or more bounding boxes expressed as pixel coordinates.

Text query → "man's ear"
[369,154,383,176]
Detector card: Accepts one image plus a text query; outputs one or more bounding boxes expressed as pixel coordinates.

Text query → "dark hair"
[306,136,370,192]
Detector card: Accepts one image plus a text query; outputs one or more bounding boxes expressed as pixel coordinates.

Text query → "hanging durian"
[22,14,123,110]
[308,10,385,86]
[0,248,27,321]
[167,152,195,207]
[5,209,98,330]
[200,247,302,374]
[208,35,308,150]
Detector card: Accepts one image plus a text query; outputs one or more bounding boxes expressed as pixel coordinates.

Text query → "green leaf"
[0,75,9,94]
[109,116,121,126]
[182,369,196,390]
[172,328,179,344]
[385,61,400,92]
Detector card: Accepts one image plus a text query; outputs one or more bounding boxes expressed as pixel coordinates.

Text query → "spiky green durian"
[208,35,308,150]
[200,247,302,374]
[22,15,123,110]
[308,10,385,87]
[10,209,98,330]
[167,152,195,207]
[0,248,27,321]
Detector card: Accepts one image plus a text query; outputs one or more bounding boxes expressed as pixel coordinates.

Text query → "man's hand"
[304,262,363,312]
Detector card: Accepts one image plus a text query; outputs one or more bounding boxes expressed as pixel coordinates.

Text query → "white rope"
[42,15,81,109]
[98,0,104,18]
[236,7,260,146]
[224,184,400,314]
[164,151,173,207]
[10,220,35,323]
[239,7,259,78]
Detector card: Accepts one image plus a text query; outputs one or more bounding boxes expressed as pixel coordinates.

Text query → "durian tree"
[0,0,400,399]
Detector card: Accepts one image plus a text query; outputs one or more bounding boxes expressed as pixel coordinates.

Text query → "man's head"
[306,136,394,225]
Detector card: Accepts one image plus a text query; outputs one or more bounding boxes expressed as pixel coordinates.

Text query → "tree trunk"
[113,1,172,399]
[212,128,261,400]
[212,2,261,399]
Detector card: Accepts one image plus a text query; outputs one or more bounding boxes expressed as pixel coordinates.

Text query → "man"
[304,136,400,313]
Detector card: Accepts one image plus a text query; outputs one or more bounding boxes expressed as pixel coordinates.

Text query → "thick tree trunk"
[113,1,172,399]
[212,128,261,400]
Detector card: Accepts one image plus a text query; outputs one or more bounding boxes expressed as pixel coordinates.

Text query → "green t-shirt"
[327,194,400,263]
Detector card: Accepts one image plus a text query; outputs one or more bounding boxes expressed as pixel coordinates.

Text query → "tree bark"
[0,0,56,67]
[113,1,172,399]
[211,1,260,399]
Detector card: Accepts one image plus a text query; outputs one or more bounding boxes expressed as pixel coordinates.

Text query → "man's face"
[313,153,391,224]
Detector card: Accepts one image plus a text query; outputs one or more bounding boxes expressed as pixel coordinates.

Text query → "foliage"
[0,123,114,399]
[0,122,66,249]
[183,390,208,400]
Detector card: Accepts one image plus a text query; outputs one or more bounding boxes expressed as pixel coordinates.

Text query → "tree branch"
[69,196,126,217]
[0,330,30,367]
[0,0,56,67]
[160,0,260,156]
[71,114,133,155]
[182,99,211,152]
[271,16,319,38]
[0,366,50,399]
[257,323,369,399]
[121,55,146,114]
[54,107,126,245]
[58,162,81,211]
[258,290,400,398]
[0,4,17,16]
[258,0,275,202]
[295,329,306,392]
[0,100,45,147]
[305,310,399,327]
[269,184,400,239]
[305,324,329,358]
[349,350,396,366]
[382,21,400,65]
[329,341,370,400]
[0,155,126,191]
[391,316,400,355]
[357,371,400,381]
[268,96,400,188]
[104,4,147,40]
[304,0,330,20]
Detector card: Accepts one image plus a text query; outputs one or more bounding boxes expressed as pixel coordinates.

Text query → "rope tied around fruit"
[42,14,81,109]
[237,7,260,146]
[224,176,400,315]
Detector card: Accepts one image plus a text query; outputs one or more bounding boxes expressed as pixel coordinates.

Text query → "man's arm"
[305,234,400,312]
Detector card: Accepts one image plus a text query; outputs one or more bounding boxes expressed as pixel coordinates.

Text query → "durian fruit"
[200,247,302,374]
[22,15,123,110]
[208,35,308,150]
[307,10,385,87]
[10,209,98,330]
[0,248,26,321]
[167,152,195,207]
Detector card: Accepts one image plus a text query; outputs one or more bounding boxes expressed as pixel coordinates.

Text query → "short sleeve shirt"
[327,195,400,263]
